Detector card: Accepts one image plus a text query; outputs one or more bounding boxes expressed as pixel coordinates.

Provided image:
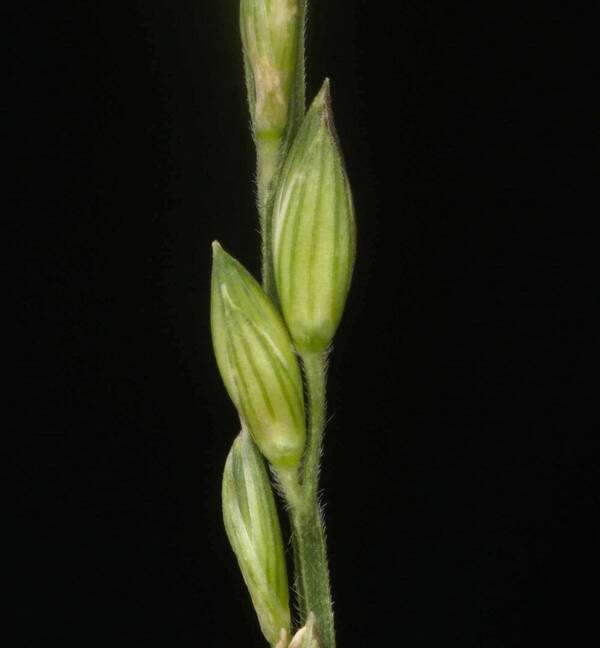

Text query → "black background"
[12,1,597,646]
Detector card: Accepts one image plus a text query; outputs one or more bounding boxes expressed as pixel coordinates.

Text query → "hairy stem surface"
[256,136,281,300]
[278,350,334,647]
[300,351,326,498]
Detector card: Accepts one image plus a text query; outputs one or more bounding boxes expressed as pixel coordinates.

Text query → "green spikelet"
[222,429,291,644]
[272,79,356,352]
[211,241,306,467]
